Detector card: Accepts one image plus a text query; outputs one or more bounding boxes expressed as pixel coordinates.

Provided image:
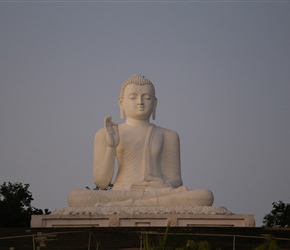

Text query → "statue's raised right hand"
[104,115,119,148]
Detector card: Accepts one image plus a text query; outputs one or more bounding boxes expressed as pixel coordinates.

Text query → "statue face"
[121,83,156,120]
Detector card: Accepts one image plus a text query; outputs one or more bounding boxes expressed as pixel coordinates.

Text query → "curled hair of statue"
[119,75,156,101]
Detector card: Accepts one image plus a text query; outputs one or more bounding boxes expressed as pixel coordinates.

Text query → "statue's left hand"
[131,176,169,190]
[144,175,170,188]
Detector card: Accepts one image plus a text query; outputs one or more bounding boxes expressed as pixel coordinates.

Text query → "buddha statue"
[68,75,214,207]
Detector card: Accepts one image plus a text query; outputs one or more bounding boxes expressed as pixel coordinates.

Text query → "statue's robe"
[68,124,213,207]
[114,124,182,190]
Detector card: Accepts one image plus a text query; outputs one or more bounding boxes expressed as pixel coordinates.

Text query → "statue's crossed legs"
[68,187,213,207]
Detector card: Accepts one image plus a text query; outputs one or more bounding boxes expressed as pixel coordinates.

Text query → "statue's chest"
[118,126,148,146]
[117,126,163,158]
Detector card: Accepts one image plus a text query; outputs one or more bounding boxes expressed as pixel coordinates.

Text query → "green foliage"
[263,200,290,227]
[177,240,211,250]
[0,182,50,227]
[143,223,212,250]
[253,235,280,250]
[86,182,114,190]
[143,223,171,250]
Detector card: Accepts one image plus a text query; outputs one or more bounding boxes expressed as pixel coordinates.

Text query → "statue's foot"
[132,188,213,207]
[94,198,134,207]
[176,186,188,192]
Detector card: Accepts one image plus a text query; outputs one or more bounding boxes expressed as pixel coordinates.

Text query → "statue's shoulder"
[153,125,180,140]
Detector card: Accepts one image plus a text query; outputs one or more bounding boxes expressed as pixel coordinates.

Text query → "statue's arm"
[93,128,116,189]
[161,130,183,188]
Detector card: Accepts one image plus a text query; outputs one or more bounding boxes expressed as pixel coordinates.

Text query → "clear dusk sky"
[1,0,290,226]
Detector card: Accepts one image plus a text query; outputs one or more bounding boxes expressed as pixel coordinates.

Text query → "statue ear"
[118,97,125,119]
[152,98,158,120]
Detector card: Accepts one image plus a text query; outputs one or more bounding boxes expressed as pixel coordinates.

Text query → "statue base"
[31,206,255,227]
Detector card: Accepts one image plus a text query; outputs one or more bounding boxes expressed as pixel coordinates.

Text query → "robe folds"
[114,124,182,190]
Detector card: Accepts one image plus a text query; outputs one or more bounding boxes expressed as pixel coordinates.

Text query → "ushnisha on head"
[118,75,158,120]
[119,75,156,100]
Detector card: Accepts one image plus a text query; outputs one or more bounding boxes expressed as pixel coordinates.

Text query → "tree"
[86,182,114,190]
[179,240,212,250]
[143,223,213,250]
[253,235,280,250]
[0,182,50,227]
[263,200,290,227]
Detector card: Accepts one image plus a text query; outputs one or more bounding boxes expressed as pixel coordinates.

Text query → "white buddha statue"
[68,75,213,207]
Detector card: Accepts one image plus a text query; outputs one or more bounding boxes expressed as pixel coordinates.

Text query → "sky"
[1,0,290,227]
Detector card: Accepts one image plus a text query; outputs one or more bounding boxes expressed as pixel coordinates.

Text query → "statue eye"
[128,94,137,100]
[143,95,151,100]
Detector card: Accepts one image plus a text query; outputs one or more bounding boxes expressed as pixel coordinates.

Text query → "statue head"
[119,75,158,120]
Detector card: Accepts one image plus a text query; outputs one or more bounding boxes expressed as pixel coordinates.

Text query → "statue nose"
[137,96,144,104]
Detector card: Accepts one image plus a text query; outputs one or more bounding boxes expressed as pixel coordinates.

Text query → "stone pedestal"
[31,206,255,228]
